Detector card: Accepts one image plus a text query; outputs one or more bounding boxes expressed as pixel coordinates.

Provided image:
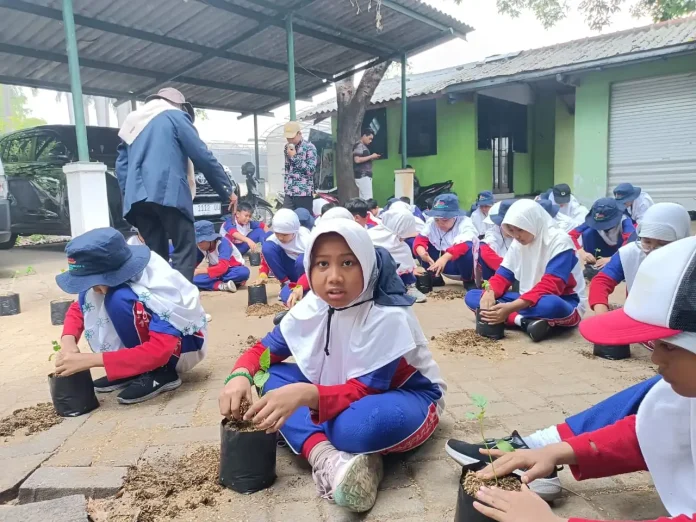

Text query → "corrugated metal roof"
[0,0,472,115]
[302,16,696,119]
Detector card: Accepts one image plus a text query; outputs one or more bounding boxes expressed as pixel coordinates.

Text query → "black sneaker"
[116,367,181,404]
[521,318,551,342]
[273,310,288,325]
[93,375,137,393]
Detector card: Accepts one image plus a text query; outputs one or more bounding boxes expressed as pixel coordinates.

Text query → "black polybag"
[219,419,277,494]
[48,370,99,417]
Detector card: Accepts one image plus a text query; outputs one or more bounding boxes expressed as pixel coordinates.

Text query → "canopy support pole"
[62,0,88,161]
[286,14,296,120]
[401,53,408,168]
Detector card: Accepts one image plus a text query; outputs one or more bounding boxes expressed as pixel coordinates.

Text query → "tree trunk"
[335,60,391,203]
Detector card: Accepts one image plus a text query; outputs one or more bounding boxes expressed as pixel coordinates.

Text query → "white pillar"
[63,162,110,237]
[394,167,415,203]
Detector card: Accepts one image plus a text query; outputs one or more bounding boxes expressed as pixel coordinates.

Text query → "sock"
[213,281,221,291]
[523,426,562,449]
[307,440,336,469]
[513,314,523,327]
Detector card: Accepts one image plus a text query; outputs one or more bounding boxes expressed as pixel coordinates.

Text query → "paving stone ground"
[0,243,666,521]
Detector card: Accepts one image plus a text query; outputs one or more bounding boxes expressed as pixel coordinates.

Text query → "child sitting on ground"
[220,201,270,256]
[54,228,207,404]
[219,218,445,513]
[193,220,249,292]
[570,197,637,270]
[366,198,381,221]
[538,183,588,228]
[470,191,496,238]
[295,207,315,230]
[463,236,696,522]
[465,199,587,342]
[537,198,576,233]
[346,197,379,228]
[478,200,514,281]
[613,182,654,225]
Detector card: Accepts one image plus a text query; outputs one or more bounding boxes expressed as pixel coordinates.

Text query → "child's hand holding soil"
[219,370,254,420]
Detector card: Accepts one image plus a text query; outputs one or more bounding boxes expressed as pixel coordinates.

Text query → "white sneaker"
[312,450,383,513]
[205,313,213,323]
[219,281,237,293]
[406,284,427,303]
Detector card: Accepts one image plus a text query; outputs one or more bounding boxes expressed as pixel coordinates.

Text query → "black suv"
[0,125,236,249]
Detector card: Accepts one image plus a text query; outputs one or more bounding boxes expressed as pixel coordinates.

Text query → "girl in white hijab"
[368,207,426,303]
[465,199,587,342]
[468,237,696,522]
[219,218,445,514]
[590,202,691,315]
[478,200,514,280]
[258,209,311,303]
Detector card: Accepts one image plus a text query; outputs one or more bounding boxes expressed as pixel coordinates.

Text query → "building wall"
[532,94,556,192]
[554,97,575,187]
[573,54,696,206]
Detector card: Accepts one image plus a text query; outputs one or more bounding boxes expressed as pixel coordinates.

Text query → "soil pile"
[430,288,465,301]
[246,303,286,318]
[224,398,258,433]
[0,402,62,437]
[462,470,520,496]
[433,329,506,360]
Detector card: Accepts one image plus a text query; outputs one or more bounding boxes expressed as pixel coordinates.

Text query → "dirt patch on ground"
[430,288,465,301]
[0,402,63,437]
[246,303,286,318]
[462,470,520,496]
[239,335,261,347]
[432,329,507,360]
[91,446,222,522]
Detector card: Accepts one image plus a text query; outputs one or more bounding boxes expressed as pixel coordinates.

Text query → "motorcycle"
[389,175,454,211]
[274,187,339,217]
[238,162,274,226]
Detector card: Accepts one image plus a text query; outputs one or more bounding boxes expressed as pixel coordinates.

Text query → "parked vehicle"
[0,158,11,248]
[237,162,273,225]
[414,176,455,211]
[274,187,339,217]
[0,125,237,249]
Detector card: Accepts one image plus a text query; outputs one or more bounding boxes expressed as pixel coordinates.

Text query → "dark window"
[2,136,34,163]
[35,134,69,162]
[361,108,388,158]
[477,95,528,153]
[399,99,437,157]
[492,137,513,193]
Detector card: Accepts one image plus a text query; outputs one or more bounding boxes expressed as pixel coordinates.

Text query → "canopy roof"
[0,0,472,116]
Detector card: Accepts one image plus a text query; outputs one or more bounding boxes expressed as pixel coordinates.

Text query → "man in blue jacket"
[116,87,236,282]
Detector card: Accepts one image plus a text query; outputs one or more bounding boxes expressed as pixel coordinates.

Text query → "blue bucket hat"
[490,199,515,226]
[195,220,221,243]
[295,208,315,230]
[585,197,624,231]
[55,228,151,294]
[537,198,560,218]
[476,191,495,207]
[613,183,641,203]
[426,194,467,219]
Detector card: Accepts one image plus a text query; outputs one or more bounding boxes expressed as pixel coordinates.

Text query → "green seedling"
[594,248,602,261]
[252,348,271,392]
[481,280,491,291]
[466,394,515,485]
[48,340,60,361]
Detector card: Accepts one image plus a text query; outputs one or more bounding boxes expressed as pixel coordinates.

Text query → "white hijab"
[279,219,445,411]
[501,200,586,311]
[368,209,417,275]
[267,208,310,260]
[483,202,512,257]
[81,252,207,373]
[548,193,588,225]
[321,206,354,221]
[390,201,425,234]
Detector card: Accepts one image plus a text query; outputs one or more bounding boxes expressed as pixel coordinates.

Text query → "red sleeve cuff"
[61,301,84,340]
[588,272,618,309]
[479,244,503,271]
[520,274,565,306]
[233,341,266,375]
[412,235,429,256]
[446,242,470,260]
[259,256,270,275]
[488,273,511,298]
[103,331,179,381]
[297,273,310,292]
[569,229,582,250]
[207,259,230,278]
[312,379,378,424]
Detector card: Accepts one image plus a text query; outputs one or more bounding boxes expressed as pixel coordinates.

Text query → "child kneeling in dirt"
[194,220,249,292]
[219,218,446,513]
[54,228,207,404]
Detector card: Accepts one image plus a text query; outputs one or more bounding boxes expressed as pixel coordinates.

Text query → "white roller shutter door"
[608,73,696,211]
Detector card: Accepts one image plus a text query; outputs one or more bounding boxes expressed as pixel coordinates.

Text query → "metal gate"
[608,73,696,210]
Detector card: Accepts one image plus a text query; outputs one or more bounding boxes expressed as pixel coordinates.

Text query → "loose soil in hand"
[0,402,62,437]
[430,288,465,301]
[432,329,506,360]
[109,446,222,522]
[246,303,286,318]
[462,470,521,497]
[224,398,260,433]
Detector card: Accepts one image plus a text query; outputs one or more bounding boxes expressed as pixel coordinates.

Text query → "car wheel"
[0,234,17,250]
[254,206,274,227]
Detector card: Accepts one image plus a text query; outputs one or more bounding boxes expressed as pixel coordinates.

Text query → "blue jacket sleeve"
[171,111,234,202]
[261,326,293,360]
[621,218,638,244]
[116,142,128,194]
[600,251,625,283]
[545,249,577,282]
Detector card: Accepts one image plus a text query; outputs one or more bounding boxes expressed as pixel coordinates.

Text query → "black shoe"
[117,367,181,405]
[93,375,137,393]
[273,310,288,325]
[521,318,551,342]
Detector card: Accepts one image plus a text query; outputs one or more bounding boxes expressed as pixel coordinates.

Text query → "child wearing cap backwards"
[470,191,496,238]
[412,194,478,286]
[257,209,310,304]
[459,235,696,522]
[345,197,379,229]
[538,183,588,228]
[218,218,445,513]
[477,200,514,281]
[220,201,271,256]
[614,182,654,225]
[54,228,207,404]
[570,197,637,270]
[368,206,427,303]
[193,220,250,292]
[465,199,587,342]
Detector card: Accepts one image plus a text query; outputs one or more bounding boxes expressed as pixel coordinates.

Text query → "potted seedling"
[219,348,277,494]
[248,244,262,267]
[583,248,602,281]
[455,394,519,522]
[247,280,268,306]
[475,281,505,340]
[47,340,100,417]
[415,267,433,294]
[0,269,22,316]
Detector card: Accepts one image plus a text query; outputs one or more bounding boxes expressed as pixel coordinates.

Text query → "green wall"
[573,54,696,206]
[554,97,575,187]
[532,93,556,192]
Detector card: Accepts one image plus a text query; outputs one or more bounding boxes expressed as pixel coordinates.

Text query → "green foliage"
[0,85,47,135]
[495,439,516,453]
[594,248,602,260]
[252,348,272,392]
[48,340,60,361]
[481,280,491,291]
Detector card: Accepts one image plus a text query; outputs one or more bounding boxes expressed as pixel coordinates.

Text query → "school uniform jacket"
[220,216,267,244]
[196,237,244,279]
[569,218,637,259]
[479,226,510,272]
[588,242,645,310]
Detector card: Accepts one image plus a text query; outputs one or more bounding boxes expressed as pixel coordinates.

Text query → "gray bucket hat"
[146,87,195,122]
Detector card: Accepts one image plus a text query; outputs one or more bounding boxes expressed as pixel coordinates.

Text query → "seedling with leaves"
[594,248,602,261]
[481,280,491,291]
[48,340,61,361]
[466,394,515,485]
[253,348,271,392]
